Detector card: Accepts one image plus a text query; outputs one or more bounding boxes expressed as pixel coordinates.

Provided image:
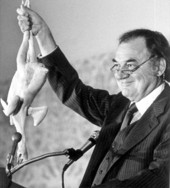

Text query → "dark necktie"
[121,103,138,130]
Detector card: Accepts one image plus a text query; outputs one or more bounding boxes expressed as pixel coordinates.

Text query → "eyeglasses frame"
[110,55,156,75]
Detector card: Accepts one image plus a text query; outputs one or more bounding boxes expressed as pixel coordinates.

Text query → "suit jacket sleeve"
[40,47,119,127]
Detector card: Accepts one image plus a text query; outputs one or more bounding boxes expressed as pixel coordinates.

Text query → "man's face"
[114,37,160,102]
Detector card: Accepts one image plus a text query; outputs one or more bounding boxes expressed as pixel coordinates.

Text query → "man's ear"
[157,58,166,77]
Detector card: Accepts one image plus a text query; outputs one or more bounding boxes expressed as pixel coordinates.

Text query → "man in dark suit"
[17,5,170,188]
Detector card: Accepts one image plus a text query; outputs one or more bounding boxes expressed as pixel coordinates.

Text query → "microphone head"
[90,130,100,141]
[12,132,22,142]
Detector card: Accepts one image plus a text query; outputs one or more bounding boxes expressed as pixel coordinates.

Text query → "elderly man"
[17,5,170,188]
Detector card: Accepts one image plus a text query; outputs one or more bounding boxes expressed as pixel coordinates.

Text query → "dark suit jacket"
[41,48,170,188]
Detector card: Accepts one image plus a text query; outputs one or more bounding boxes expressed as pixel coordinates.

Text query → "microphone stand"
[6,148,85,188]
[6,149,71,177]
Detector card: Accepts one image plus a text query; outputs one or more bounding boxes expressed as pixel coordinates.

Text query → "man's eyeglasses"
[110,55,156,75]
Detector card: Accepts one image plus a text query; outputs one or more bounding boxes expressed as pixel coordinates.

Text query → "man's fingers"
[16,7,27,16]
[17,15,29,21]
[18,21,30,33]
[17,15,31,33]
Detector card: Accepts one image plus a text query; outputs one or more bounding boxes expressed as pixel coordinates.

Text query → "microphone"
[79,130,100,154]
[6,132,22,172]
[64,130,100,171]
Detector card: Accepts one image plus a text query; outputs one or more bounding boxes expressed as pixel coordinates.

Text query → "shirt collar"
[135,83,165,116]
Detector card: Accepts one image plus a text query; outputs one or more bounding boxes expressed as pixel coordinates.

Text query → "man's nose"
[114,70,130,80]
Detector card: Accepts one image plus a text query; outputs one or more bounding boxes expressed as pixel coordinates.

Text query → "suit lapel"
[118,108,158,155]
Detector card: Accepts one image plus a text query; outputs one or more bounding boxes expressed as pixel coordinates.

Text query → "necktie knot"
[127,103,138,115]
[121,103,138,130]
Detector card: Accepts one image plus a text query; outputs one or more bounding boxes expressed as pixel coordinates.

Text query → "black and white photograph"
[0,0,170,188]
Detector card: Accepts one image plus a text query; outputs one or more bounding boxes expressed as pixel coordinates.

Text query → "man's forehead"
[115,37,149,61]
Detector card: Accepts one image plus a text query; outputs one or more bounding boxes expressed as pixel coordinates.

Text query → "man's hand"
[17,5,48,37]
[16,4,57,56]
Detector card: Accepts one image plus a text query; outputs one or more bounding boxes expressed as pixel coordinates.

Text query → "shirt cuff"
[37,46,58,60]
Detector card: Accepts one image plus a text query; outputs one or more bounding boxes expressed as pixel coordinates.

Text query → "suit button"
[106,156,110,161]
[99,170,103,174]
